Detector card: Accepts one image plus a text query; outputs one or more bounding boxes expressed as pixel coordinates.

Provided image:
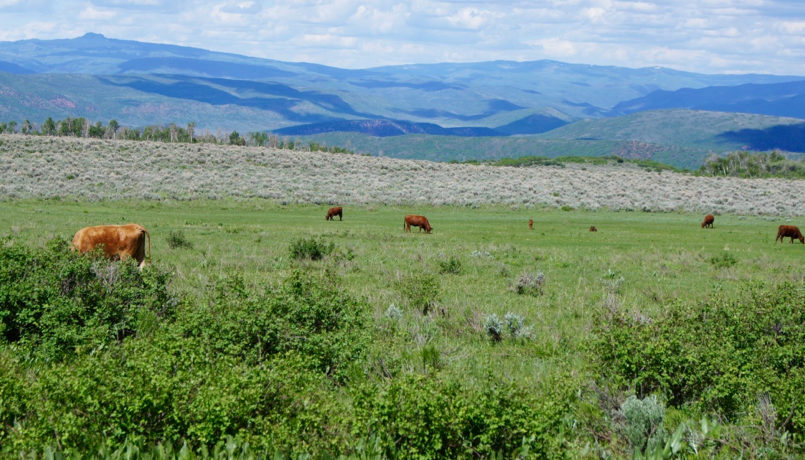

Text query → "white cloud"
[0,0,804,74]
[79,5,117,20]
[446,7,491,29]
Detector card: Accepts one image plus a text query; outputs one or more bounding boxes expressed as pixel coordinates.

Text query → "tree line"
[0,117,355,154]
[699,150,805,179]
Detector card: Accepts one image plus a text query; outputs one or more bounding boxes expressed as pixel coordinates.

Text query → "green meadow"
[1,199,803,458]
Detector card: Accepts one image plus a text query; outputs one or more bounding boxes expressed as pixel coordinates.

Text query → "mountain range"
[0,33,804,168]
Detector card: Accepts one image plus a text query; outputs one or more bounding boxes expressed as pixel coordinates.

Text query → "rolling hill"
[1,33,805,167]
[295,110,805,169]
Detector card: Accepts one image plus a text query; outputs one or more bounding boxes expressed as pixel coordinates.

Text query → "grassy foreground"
[1,199,803,458]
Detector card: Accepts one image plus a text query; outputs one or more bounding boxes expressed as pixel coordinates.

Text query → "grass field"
[3,199,800,304]
[3,201,802,409]
[1,140,804,457]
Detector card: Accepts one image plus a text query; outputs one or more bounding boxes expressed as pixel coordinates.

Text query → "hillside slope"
[1,134,802,216]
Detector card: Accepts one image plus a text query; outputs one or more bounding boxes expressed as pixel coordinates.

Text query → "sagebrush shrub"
[601,268,625,293]
[385,303,402,320]
[484,314,503,342]
[620,394,667,453]
[513,271,545,296]
[504,312,533,340]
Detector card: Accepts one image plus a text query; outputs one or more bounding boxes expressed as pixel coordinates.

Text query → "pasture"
[1,198,803,457]
[1,135,803,457]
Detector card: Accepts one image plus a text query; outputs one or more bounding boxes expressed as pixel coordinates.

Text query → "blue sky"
[1,0,804,75]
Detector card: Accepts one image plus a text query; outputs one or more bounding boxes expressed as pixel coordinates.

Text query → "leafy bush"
[288,236,334,261]
[513,271,545,296]
[0,238,175,362]
[590,282,805,436]
[0,269,368,454]
[351,373,575,458]
[437,256,462,274]
[709,251,737,268]
[178,270,369,381]
[166,230,193,249]
[395,272,440,314]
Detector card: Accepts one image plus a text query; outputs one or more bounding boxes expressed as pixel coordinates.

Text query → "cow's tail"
[143,228,151,263]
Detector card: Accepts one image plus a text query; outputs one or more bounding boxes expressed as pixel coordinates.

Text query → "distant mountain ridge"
[0,33,804,167]
[613,80,805,119]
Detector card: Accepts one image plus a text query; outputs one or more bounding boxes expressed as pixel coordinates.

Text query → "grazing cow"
[589,226,598,232]
[404,214,432,234]
[701,214,715,229]
[326,206,343,221]
[775,225,804,244]
[528,219,534,230]
[71,224,151,269]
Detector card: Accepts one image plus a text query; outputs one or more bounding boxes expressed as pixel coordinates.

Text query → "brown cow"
[775,225,804,244]
[528,219,533,230]
[589,226,598,232]
[701,214,715,229]
[71,224,151,269]
[404,214,432,233]
[325,206,343,221]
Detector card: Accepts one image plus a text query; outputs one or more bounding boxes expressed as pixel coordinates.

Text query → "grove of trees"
[0,117,354,154]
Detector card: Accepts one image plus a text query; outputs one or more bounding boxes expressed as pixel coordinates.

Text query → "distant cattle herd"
[70,209,802,267]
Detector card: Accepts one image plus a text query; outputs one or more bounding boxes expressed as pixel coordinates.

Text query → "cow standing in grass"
[701,214,715,228]
[404,215,432,234]
[589,226,598,232]
[326,206,343,221]
[528,219,533,230]
[776,225,804,243]
[71,223,151,269]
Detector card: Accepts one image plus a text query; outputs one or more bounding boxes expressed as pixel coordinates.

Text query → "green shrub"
[709,251,737,268]
[0,238,175,362]
[0,269,367,454]
[351,373,575,458]
[166,230,193,249]
[395,272,440,314]
[437,256,462,274]
[288,236,334,261]
[178,270,369,381]
[590,282,805,436]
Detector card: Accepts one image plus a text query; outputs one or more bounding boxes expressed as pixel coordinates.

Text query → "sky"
[1,0,804,75]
